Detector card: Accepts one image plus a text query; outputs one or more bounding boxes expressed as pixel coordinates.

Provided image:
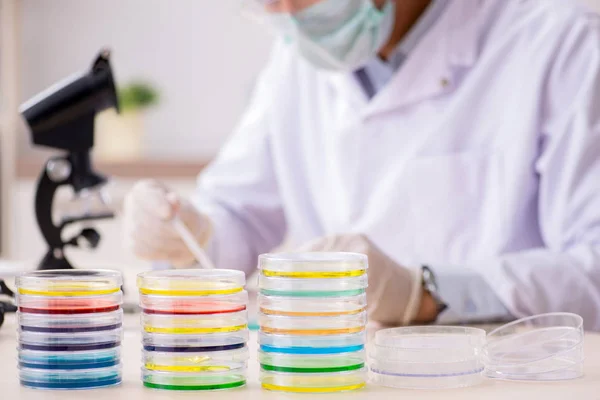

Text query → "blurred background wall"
[19,0,273,160]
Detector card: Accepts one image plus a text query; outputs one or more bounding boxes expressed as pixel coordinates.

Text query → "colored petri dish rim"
[20,323,122,334]
[261,382,365,393]
[260,344,364,355]
[21,376,121,390]
[144,325,248,335]
[144,380,245,391]
[261,363,364,374]
[261,270,365,279]
[144,343,246,353]
[260,289,365,298]
[259,307,365,317]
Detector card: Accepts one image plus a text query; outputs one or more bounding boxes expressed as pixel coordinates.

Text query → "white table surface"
[1,314,599,400]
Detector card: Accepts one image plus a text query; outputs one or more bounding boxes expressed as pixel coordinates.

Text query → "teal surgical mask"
[271,0,396,71]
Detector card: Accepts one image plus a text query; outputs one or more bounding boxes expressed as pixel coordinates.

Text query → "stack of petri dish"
[257,253,368,393]
[370,326,486,389]
[15,270,124,390]
[137,270,249,391]
[483,313,584,381]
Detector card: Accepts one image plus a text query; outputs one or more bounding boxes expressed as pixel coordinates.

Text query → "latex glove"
[123,179,212,268]
[295,234,424,326]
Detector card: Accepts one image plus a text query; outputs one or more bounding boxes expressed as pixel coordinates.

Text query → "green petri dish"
[142,367,246,391]
[259,350,365,374]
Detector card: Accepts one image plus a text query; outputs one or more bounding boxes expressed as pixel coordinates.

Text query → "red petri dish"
[18,296,122,315]
[142,300,246,315]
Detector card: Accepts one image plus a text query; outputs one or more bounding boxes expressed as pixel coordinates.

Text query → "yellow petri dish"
[16,270,123,297]
[260,368,366,393]
[145,364,232,373]
[261,270,366,279]
[258,252,368,275]
[137,270,245,297]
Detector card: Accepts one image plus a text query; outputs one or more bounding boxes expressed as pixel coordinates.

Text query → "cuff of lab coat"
[433,265,513,324]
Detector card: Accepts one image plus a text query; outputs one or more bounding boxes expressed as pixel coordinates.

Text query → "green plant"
[118,82,160,112]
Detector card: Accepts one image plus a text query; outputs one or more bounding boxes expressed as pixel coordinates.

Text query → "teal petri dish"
[18,348,121,370]
[142,367,247,391]
[19,365,122,390]
[258,275,368,298]
[259,350,365,373]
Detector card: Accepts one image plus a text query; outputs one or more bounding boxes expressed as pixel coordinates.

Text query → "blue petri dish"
[18,348,121,370]
[20,323,122,334]
[19,365,122,390]
[259,332,366,355]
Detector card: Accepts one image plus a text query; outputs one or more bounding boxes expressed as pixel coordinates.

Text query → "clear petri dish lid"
[141,311,248,335]
[259,312,366,336]
[259,274,367,298]
[18,309,123,333]
[137,269,245,296]
[259,332,366,355]
[258,293,366,317]
[19,365,122,390]
[369,326,486,390]
[483,312,584,381]
[259,252,367,278]
[142,331,249,353]
[16,270,123,297]
[142,366,247,391]
[140,291,248,315]
[16,292,123,314]
[259,367,366,393]
[18,348,121,370]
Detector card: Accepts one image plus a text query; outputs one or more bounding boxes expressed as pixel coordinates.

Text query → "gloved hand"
[123,179,212,268]
[295,234,432,326]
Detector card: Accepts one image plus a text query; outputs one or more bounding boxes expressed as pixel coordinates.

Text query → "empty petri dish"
[143,347,249,373]
[18,309,123,333]
[137,269,245,296]
[143,331,249,353]
[18,328,123,352]
[260,368,366,393]
[258,293,366,317]
[18,348,121,370]
[140,291,248,315]
[259,350,365,373]
[259,312,366,336]
[369,326,486,389]
[16,270,123,297]
[142,311,248,334]
[19,365,122,390]
[259,332,366,355]
[259,275,368,298]
[16,293,123,314]
[142,367,247,391]
[259,252,368,278]
[484,313,584,381]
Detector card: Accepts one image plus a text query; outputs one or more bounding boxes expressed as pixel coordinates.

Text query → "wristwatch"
[421,266,448,316]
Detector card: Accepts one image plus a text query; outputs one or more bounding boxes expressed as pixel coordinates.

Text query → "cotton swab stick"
[172,215,215,270]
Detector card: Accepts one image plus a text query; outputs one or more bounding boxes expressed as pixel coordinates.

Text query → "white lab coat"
[193,0,600,329]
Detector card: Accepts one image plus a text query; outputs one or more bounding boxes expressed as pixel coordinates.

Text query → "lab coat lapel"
[363,0,481,118]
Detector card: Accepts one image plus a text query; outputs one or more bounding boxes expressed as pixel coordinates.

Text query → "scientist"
[124,0,600,329]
